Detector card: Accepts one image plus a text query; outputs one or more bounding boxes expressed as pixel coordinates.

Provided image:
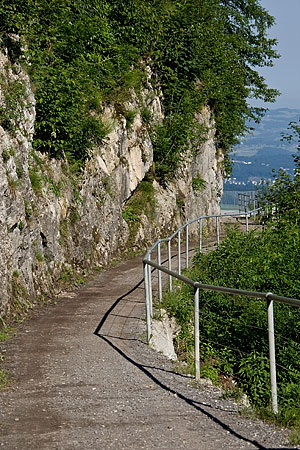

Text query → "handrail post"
[168,240,172,291]
[194,287,200,381]
[144,261,152,343]
[186,225,189,269]
[199,219,203,253]
[157,242,162,301]
[148,254,153,315]
[246,214,249,232]
[178,230,181,275]
[216,216,220,247]
[267,294,278,414]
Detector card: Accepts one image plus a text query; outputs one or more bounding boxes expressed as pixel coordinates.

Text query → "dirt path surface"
[0,255,298,450]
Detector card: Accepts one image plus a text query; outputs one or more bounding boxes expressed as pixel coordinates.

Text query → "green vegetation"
[18,220,24,232]
[0,327,15,343]
[59,265,85,286]
[28,167,43,194]
[124,109,138,131]
[2,149,10,163]
[0,67,27,135]
[192,176,206,192]
[0,327,15,389]
[122,181,156,243]
[44,176,62,197]
[35,251,44,263]
[161,141,300,437]
[122,208,138,224]
[161,226,300,432]
[59,266,74,282]
[24,200,32,220]
[28,152,66,197]
[141,106,152,125]
[0,0,278,179]
[16,165,24,179]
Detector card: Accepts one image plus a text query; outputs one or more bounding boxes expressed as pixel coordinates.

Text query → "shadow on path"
[93,277,294,450]
[94,277,145,337]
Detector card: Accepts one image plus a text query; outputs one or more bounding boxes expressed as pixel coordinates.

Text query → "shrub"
[161,223,300,418]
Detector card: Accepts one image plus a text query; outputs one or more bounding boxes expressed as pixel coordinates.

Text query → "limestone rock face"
[0,53,223,321]
[150,309,181,361]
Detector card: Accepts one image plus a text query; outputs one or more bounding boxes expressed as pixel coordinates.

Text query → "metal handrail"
[145,209,261,258]
[143,209,300,414]
[144,259,300,307]
[144,209,260,316]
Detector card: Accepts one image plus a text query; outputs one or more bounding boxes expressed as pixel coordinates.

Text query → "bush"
[161,223,300,417]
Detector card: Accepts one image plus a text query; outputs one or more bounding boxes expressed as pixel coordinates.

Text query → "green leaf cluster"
[192,176,206,192]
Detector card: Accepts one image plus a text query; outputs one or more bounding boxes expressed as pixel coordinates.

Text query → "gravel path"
[0,255,298,449]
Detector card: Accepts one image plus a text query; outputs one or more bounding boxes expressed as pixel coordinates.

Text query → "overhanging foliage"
[0,0,279,177]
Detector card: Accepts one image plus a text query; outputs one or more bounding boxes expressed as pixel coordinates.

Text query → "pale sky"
[254,0,300,110]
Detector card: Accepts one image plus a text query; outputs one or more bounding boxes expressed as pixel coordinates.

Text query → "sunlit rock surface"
[0,52,223,321]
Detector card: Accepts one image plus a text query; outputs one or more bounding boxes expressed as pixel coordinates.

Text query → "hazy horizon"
[251,0,300,110]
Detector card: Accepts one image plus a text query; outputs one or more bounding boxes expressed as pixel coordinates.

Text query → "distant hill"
[225,108,300,190]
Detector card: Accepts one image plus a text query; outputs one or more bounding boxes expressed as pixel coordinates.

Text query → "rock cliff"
[0,50,223,323]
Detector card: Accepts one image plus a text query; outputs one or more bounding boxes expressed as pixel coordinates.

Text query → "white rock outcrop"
[150,310,181,360]
[0,52,223,321]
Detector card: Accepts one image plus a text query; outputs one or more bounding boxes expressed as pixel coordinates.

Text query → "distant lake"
[227,108,298,187]
[221,108,299,211]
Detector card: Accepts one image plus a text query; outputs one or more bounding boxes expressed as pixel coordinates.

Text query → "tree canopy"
[0,0,279,178]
